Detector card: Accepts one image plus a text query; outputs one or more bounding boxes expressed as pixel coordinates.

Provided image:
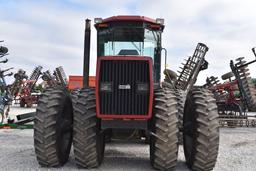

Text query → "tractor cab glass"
[97,25,161,59]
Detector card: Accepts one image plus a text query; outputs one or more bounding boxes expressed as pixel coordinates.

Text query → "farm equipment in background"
[41,70,56,87]
[0,42,9,58]
[10,69,28,101]
[41,66,68,88]
[19,66,42,107]
[0,42,13,124]
[2,66,68,126]
[174,43,209,91]
[231,54,256,112]
[34,16,219,171]
[54,66,67,86]
[11,66,68,107]
[206,47,256,127]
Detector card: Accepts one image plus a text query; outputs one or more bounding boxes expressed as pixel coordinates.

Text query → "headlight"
[156,18,164,25]
[100,82,112,92]
[137,83,149,92]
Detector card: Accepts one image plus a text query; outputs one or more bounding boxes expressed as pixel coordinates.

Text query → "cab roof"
[103,16,160,24]
[95,15,165,30]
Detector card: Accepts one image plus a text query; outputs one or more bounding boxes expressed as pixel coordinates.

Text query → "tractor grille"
[99,59,150,115]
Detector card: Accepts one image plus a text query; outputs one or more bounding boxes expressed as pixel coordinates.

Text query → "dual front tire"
[34,87,104,169]
[150,87,219,171]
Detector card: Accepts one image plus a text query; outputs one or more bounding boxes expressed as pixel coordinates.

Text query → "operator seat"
[118,49,139,55]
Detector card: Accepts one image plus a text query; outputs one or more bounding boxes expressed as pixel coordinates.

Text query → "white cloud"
[0,0,256,85]
[135,0,256,84]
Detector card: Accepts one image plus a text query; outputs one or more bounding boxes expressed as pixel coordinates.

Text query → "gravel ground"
[0,107,256,171]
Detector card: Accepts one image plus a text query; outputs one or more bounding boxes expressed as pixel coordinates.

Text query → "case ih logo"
[118,84,131,90]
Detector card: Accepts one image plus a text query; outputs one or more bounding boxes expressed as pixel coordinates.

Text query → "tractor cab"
[95,16,164,82]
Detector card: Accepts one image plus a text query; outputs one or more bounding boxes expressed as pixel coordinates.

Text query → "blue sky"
[0,0,256,84]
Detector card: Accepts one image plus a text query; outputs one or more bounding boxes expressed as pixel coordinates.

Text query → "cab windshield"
[98,27,160,58]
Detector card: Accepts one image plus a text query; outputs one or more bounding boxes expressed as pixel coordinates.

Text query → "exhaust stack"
[83,19,91,88]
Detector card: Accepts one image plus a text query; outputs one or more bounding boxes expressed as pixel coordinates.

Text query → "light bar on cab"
[156,18,164,25]
[94,18,103,24]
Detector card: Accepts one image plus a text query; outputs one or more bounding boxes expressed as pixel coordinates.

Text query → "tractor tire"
[183,87,219,171]
[71,88,105,168]
[150,88,179,171]
[34,86,73,167]
[221,71,234,80]
[176,89,186,145]
[162,81,175,89]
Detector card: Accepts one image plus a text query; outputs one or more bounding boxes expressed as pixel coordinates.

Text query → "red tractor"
[34,16,219,171]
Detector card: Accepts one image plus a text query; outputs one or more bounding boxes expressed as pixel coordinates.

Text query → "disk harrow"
[10,69,28,97]
[41,70,56,87]
[54,66,68,86]
[163,43,209,93]
[29,66,43,81]
[175,43,209,91]
[18,66,42,107]
[233,57,256,111]
[41,66,67,88]
[206,47,256,127]
[205,76,220,88]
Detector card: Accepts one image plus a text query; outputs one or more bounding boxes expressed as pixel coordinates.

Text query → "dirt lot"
[0,107,256,171]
